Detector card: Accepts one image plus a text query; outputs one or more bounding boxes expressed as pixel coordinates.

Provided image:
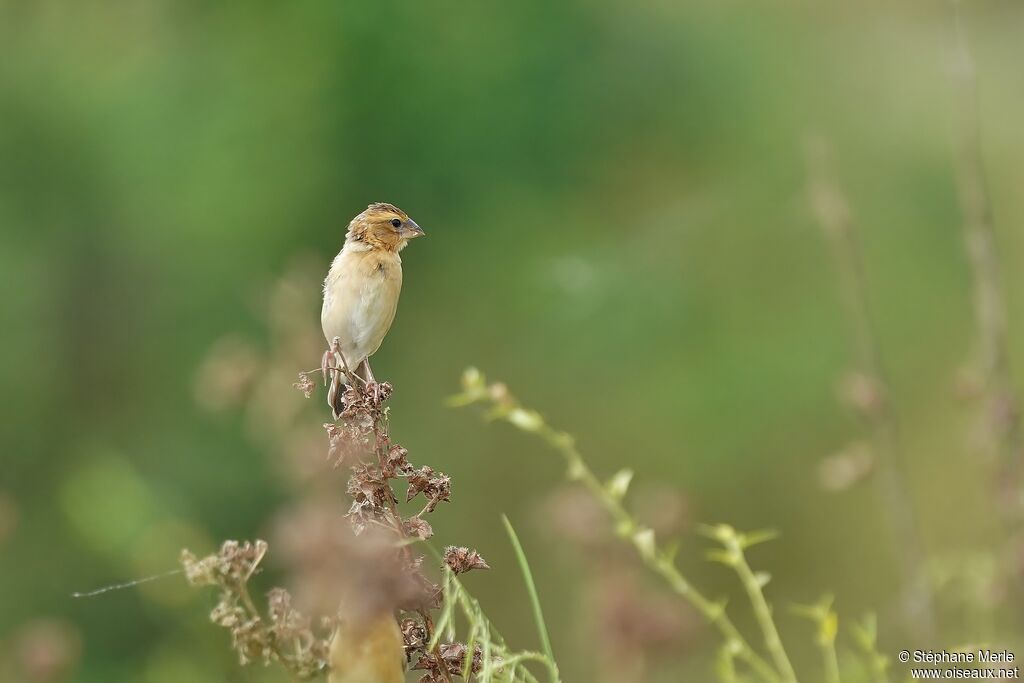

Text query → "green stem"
[724,536,798,683]
[535,424,779,683]
[424,542,550,683]
[452,373,785,683]
[822,640,841,683]
[502,515,560,683]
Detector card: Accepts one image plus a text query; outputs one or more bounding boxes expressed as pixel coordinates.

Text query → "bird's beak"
[401,220,425,239]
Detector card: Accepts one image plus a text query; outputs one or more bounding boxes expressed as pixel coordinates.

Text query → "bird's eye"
[390,218,402,228]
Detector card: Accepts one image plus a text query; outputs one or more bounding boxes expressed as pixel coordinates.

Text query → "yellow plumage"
[322,246,404,373]
[321,203,424,413]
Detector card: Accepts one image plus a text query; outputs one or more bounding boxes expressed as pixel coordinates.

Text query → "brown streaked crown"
[364,202,409,219]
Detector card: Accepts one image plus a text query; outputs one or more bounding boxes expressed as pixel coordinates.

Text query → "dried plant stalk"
[181,540,332,679]
[186,353,557,681]
[188,267,560,683]
[804,136,936,637]
[950,3,1023,508]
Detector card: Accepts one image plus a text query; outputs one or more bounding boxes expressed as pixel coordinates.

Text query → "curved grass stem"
[450,369,784,683]
[502,515,560,683]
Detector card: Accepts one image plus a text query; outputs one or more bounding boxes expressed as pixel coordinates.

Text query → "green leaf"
[566,456,586,482]
[605,469,634,500]
[738,529,780,549]
[502,515,557,680]
[632,528,656,560]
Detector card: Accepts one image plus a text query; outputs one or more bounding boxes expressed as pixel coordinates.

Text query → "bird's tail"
[328,370,347,419]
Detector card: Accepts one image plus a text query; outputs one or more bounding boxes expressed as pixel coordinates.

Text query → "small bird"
[322,202,425,415]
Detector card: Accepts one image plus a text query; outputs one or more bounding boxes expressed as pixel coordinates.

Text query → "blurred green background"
[2,1,1024,681]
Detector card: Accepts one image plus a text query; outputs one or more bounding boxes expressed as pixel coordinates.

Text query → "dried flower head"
[294,372,316,398]
[400,618,428,660]
[442,546,490,575]
[406,466,452,512]
[181,539,331,676]
[413,642,484,680]
[404,517,434,540]
[181,540,268,588]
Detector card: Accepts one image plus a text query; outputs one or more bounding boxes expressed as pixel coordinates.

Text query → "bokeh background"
[2,1,1024,681]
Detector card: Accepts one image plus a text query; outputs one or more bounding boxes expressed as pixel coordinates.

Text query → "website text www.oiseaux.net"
[903,649,1018,680]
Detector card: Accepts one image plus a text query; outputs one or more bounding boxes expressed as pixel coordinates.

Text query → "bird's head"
[345,202,425,252]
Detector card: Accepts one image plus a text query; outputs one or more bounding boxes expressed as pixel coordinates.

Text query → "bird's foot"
[363,381,393,409]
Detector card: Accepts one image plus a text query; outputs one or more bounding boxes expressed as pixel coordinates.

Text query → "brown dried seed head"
[400,618,428,660]
[406,466,452,510]
[180,549,219,586]
[403,517,434,540]
[385,445,412,476]
[293,372,316,398]
[442,546,490,574]
[412,642,484,677]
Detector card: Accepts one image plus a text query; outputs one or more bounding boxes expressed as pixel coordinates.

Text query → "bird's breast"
[321,249,403,367]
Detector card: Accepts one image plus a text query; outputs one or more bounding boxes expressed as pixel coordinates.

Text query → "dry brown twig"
[804,135,936,637]
[184,363,497,683]
[950,2,1024,514]
[188,264,558,683]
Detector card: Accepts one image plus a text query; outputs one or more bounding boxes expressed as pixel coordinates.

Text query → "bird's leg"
[358,358,380,404]
[336,349,360,388]
[360,358,377,385]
